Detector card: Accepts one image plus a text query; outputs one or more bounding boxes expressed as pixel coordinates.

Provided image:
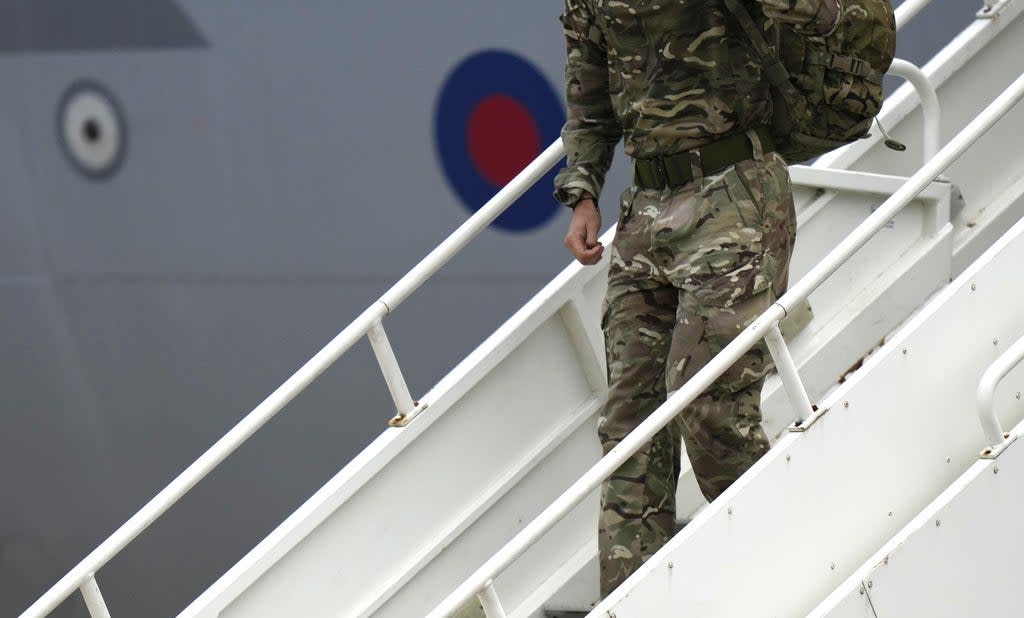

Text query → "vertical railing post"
[79,575,111,618]
[763,323,817,430]
[367,320,424,427]
[977,333,1024,457]
[888,59,941,166]
[477,580,507,618]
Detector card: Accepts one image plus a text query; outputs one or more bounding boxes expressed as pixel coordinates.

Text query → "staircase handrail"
[427,69,1024,618]
[18,144,567,617]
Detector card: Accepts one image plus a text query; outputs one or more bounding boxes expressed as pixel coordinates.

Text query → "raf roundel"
[435,50,566,232]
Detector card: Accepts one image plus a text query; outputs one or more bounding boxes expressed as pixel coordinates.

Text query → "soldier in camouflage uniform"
[554,0,841,597]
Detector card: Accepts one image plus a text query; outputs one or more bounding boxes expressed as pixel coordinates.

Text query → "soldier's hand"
[564,198,604,265]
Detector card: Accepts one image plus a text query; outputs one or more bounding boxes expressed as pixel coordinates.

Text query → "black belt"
[633,126,775,190]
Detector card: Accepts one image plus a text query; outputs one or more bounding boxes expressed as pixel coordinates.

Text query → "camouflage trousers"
[598,150,796,597]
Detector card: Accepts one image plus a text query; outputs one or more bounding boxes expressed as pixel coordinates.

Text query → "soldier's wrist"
[571,195,598,211]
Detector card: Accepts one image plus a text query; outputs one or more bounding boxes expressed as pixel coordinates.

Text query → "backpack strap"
[721,0,802,102]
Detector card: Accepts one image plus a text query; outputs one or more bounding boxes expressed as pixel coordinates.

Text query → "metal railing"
[889,59,941,163]
[978,334,1024,456]
[19,0,954,613]
[427,69,1024,617]
[19,148,568,618]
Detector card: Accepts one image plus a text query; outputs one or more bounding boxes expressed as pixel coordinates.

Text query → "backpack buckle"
[849,57,868,77]
[827,54,872,79]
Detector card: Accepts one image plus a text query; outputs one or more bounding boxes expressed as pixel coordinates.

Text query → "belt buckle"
[652,156,667,188]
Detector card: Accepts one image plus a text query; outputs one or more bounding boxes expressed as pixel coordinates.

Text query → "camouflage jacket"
[554,0,840,207]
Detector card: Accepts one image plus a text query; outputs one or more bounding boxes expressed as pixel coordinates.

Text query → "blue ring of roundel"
[435,49,566,232]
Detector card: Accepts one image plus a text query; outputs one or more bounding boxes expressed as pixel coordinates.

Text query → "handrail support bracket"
[368,320,426,426]
[388,402,429,428]
[763,322,820,433]
[978,0,1013,18]
[787,405,829,433]
[981,433,1018,459]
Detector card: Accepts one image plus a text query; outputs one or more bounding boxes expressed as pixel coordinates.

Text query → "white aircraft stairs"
[20,1,1024,617]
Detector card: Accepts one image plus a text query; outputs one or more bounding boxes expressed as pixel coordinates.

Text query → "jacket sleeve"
[553,0,622,209]
[755,0,843,35]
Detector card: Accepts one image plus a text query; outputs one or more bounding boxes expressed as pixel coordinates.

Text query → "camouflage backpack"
[725,0,898,164]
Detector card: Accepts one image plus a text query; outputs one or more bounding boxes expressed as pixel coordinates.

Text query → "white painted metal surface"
[594,184,1024,618]
[811,414,1024,618]
[759,165,951,438]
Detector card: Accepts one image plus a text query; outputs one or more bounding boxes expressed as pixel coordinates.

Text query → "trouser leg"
[597,184,684,598]
[664,153,796,501]
[668,288,775,501]
[597,276,679,598]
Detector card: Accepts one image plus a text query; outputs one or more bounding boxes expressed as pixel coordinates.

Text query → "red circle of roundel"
[435,49,566,232]
[467,95,542,187]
